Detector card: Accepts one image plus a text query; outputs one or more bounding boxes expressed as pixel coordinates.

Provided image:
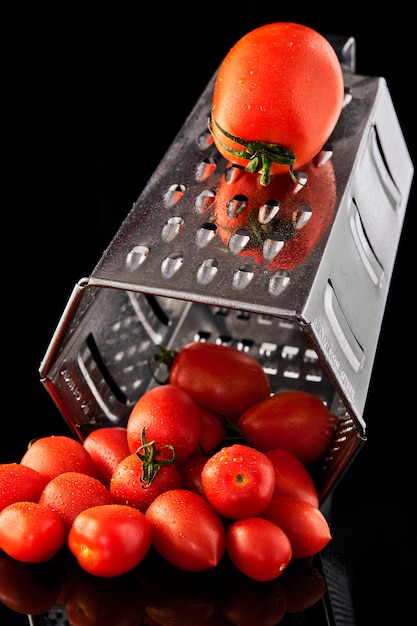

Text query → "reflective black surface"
[3,5,415,624]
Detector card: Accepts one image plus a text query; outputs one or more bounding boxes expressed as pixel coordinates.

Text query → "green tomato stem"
[209,114,297,186]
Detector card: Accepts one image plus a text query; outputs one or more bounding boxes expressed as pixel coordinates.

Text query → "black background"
[3,5,416,624]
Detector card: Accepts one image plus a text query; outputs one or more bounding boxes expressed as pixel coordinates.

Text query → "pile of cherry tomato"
[1,341,336,617]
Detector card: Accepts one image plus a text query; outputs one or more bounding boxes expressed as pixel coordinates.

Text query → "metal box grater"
[39,35,413,504]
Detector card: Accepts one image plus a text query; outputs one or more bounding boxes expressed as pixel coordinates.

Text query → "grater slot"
[349,198,385,287]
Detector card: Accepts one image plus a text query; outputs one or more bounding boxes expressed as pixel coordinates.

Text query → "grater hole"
[196,258,219,284]
[227,194,248,218]
[195,223,217,248]
[259,199,280,224]
[224,163,246,182]
[126,245,149,271]
[195,189,216,213]
[161,252,184,278]
[195,157,218,181]
[197,129,214,150]
[161,216,184,242]
[164,184,186,207]
[295,205,313,229]
[294,171,308,191]
[229,229,251,254]
[268,270,290,296]
[263,233,285,262]
[232,265,254,290]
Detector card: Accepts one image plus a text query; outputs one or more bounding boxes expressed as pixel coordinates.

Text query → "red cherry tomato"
[167,341,270,422]
[83,427,131,488]
[226,517,292,581]
[238,390,336,465]
[193,405,227,456]
[262,494,332,559]
[0,463,47,511]
[68,503,152,577]
[178,455,208,498]
[145,489,226,572]
[38,471,115,537]
[126,384,201,465]
[201,444,275,519]
[264,448,319,507]
[213,158,336,271]
[210,22,344,185]
[0,501,65,563]
[110,450,182,513]
[20,435,98,482]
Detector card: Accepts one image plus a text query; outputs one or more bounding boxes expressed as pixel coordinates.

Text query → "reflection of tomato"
[279,557,326,613]
[65,566,147,626]
[221,565,288,626]
[0,552,61,615]
[213,158,336,271]
[143,555,222,626]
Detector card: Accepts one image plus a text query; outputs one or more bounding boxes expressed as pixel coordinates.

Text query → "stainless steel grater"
[39,34,413,503]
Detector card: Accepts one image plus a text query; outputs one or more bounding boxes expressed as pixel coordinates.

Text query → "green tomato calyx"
[209,114,297,186]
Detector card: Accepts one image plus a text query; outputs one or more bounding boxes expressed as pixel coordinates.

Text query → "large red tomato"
[167,341,270,422]
[210,22,344,185]
[213,157,336,271]
[145,489,226,572]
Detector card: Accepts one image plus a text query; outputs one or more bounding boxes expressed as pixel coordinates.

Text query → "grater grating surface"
[39,35,413,504]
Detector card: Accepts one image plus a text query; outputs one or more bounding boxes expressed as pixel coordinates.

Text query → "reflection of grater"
[39,35,413,503]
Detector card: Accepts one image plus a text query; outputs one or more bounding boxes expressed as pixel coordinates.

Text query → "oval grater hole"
[126,245,149,270]
[263,233,285,261]
[197,129,214,150]
[229,228,250,254]
[161,216,185,242]
[259,199,280,224]
[194,188,216,213]
[195,157,218,181]
[196,258,219,285]
[224,163,246,183]
[314,147,333,167]
[268,269,290,296]
[295,205,313,229]
[293,171,308,192]
[161,252,184,278]
[195,222,217,247]
[232,265,254,290]
[227,194,248,218]
[164,184,186,207]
